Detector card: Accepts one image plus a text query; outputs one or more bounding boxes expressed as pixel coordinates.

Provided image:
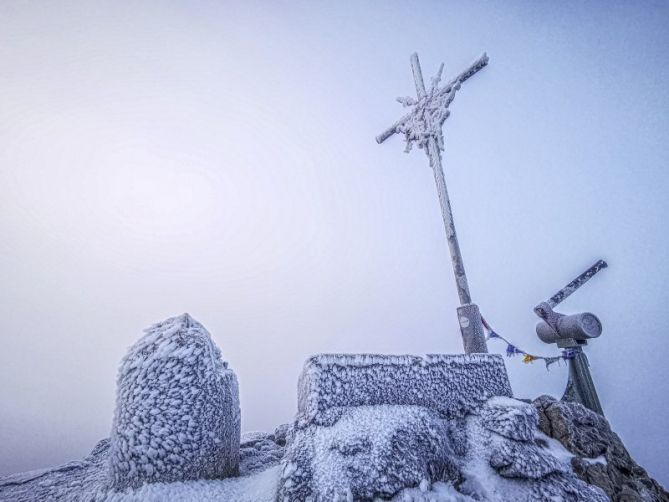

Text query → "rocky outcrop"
[461,397,607,502]
[239,428,288,476]
[0,439,110,502]
[534,395,669,502]
[279,405,460,501]
[480,396,538,441]
[109,314,241,489]
[279,355,609,501]
[489,440,567,479]
[278,397,609,501]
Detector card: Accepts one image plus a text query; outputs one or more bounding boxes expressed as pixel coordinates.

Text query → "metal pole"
[563,347,604,415]
[426,138,472,306]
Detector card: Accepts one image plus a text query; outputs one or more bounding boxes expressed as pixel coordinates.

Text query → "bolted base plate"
[457,303,488,354]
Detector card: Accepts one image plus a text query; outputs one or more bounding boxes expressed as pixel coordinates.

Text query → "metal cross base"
[457,304,487,354]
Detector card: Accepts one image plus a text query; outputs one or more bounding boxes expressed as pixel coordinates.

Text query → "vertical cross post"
[377,52,489,353]
[409,54,473,308]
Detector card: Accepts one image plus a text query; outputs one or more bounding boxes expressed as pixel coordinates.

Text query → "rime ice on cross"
[376,53,489,354]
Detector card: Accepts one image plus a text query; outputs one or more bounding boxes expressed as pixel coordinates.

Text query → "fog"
[1,0,667,485]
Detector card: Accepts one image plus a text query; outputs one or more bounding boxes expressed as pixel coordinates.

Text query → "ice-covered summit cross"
[376,53,489,354]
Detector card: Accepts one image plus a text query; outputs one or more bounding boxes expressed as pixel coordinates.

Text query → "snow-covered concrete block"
[109,314,240,490]
[297,354,512,426]
[480,397,538,441]
[278,405,460,501]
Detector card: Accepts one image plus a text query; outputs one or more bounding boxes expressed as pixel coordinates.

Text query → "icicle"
[430,63,444,93]
[396,96,417,107]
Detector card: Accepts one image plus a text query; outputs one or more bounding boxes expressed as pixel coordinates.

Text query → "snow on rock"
[489,441,566,479]
[239,430,286,476]
[279,391,608,502]
[460,398,608,502]
[0,439,111,502]
[297,354,512,427]
[282,354,605,501]
[109,313,240,490]
[479,396,538,441]
[0,438,281,502]
[278,405,461,501]
[273,423,292,447]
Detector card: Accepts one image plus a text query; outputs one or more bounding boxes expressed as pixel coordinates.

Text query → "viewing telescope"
[534,259,607,415]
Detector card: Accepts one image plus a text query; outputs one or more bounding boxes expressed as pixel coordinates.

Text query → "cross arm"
[375,111,413,145]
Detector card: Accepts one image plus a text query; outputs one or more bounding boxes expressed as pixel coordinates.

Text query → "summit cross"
[376,52,489,354]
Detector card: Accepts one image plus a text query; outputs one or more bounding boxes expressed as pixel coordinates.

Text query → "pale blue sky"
[1,0,668,485]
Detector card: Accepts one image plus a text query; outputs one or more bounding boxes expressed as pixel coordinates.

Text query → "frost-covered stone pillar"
[109,314,240,490]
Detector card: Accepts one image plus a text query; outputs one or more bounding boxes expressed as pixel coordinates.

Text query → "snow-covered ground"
[1,316,664,501]
[103,465,280,502]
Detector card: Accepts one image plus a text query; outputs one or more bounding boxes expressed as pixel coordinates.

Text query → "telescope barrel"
[536,312,602,344]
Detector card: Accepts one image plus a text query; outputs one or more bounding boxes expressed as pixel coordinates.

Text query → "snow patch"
[279,405,459,501]
[102,465,280,502]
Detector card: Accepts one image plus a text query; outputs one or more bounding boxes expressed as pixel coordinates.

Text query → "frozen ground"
[103,465,280,502]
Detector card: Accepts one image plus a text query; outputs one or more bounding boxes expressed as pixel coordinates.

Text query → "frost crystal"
[377,53,488,154]
[480,396,538,441]
[278,405,460,501]
[109,313,240,489]
[239,430,286,476]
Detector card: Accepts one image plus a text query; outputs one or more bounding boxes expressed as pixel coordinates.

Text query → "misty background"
[1,0,668,486]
